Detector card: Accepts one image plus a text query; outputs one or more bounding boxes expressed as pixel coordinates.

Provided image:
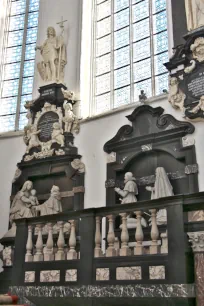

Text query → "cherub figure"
[29,189,39,207]
[63,102,76,133]
[26,126,41,153]
[51,122,65,147]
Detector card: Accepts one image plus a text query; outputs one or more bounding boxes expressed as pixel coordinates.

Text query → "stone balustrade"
[94,209,168,258]
[25,220,78,262]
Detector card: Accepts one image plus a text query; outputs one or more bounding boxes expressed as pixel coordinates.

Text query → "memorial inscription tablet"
[186,68,204,101]
[37,111,59,142]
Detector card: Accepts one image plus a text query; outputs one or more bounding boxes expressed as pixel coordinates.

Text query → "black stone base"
[9,285,195,306]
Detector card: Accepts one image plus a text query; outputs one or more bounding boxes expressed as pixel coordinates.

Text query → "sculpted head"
[21,180,33,192]
[47,27,56,37]
[124,172,135,183]
[53,122,61,130]
[170,77,178,86]
[51,185,60,196]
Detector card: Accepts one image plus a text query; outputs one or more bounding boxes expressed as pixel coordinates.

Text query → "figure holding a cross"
[36,17,67,83]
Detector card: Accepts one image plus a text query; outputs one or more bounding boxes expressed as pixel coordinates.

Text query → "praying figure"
[115,172,147,228]
[185,0,204,31]
[146,167,174,225]
[35,185,62,216]
[115,172,138,204]
[36,26,67,83]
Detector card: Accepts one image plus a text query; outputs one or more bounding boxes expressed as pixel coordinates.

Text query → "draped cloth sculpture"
[10,181,36,223]
[146,167,174,225]
[185,0,204,31]
[36,26,67,83]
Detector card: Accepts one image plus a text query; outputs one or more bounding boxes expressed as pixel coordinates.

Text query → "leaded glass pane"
[155,73,168,95]
[114,26,129,49]
[5,46,22,63]
[114,0,129,12]
[97,0,111,20]
[134,78,152,100]
[26,27,38,44]
[22,77,34,95]
[0,97,17,115]
[153,0,166,13]
[2,79,19,97]
[132,0,143,3]
[19,112,28,129]
[133,38,150,62]
[132,0,149,23]
[96,35,111,56]
[96,92,110,114]
[96,73,111,95]
[97,17,111,38]
[25,43,36,60]
[114,8,129,31]
[10,0,26,16]
[9,14,25,31]
[114,46,130,69]
[114,66,130,89]
[96,54,111,75]
[29,0,40,12]
[4,63,21,80]
[0,115,16,132]
[8,30,24,47]
[154,51,168,75]
[154,30,168,54]
[133,18,150,42]
[114,86,130,108]
[23,60,35,77]
[134,58,151,82]
[20,94,32,112]
[28,12,39,28]
[153,10,167,34]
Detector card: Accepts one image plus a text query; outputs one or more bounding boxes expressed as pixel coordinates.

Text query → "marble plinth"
[10,284,195,298]
[195,253,204,306]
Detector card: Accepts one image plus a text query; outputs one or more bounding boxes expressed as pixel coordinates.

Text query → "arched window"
[0,0,40,133]
[91,0,169,115]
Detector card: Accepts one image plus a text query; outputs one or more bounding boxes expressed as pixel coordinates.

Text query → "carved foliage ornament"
[188,232,204,253]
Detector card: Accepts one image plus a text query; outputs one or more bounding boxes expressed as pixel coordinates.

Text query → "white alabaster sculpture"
[36,25,67,83]
[63,102,76,132]
[146,167,174,225]
[189,95,204,113]
[185,0,204,31]
[115,172,138,204]
[51,122,65,147]
[26,126,41,153]
[35,185,62,216]
[71,158,85,173]
[10,181,37,223]
[115,172,147,228]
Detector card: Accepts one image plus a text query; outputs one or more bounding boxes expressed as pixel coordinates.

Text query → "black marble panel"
[10,284,195,298]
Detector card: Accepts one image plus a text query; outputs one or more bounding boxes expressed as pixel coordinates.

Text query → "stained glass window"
[0,0,40,133]
[93,0,169,115]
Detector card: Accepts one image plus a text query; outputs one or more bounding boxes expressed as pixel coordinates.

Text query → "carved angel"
[168,77,185,111]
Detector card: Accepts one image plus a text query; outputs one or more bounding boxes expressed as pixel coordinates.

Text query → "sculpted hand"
[146,186,152,192]
[114,187,120,193]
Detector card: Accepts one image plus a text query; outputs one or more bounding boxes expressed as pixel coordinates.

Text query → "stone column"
[188,231,204,306]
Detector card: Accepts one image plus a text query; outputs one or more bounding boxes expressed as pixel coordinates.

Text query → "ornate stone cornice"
[188,232,204,253]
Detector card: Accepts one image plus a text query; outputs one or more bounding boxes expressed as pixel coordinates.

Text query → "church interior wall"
[1,0,204,279]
